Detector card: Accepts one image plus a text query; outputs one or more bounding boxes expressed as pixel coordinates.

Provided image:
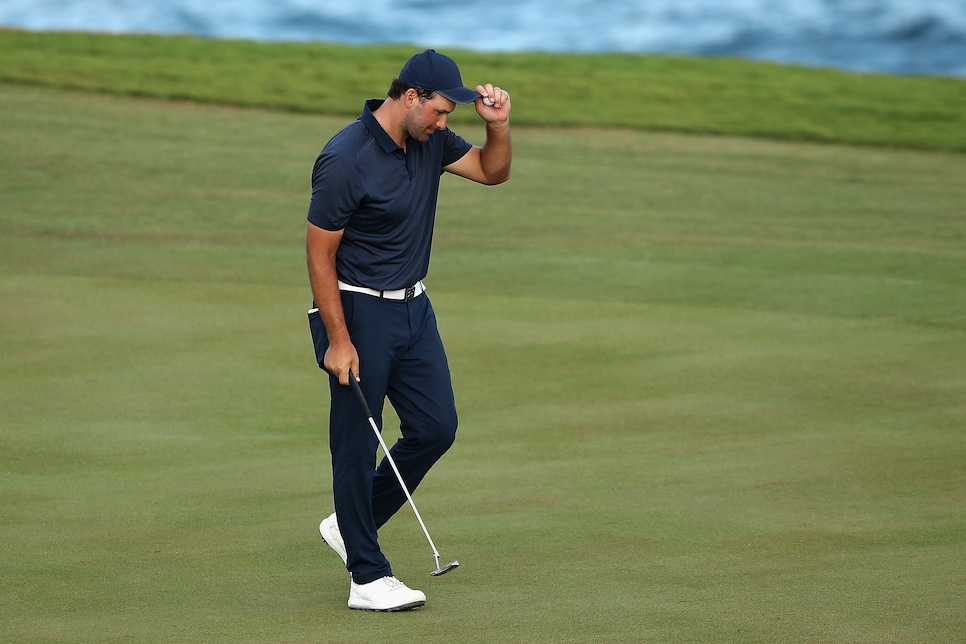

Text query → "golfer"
[305,49,512,611]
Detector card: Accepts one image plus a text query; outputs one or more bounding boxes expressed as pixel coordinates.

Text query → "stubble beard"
[401,110,433,144]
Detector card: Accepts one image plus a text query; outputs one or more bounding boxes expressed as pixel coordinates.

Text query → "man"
[305,49,512,611]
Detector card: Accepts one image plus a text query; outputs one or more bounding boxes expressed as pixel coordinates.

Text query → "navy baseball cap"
[398,49,480,104]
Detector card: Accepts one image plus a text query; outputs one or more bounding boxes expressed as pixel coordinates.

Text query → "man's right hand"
[323,341,360,386]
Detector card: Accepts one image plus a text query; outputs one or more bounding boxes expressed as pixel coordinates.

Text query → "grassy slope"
[1,76,964,642]
[1,28,965,152]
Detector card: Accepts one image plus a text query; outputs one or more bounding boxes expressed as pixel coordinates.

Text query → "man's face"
[402,93,456,143]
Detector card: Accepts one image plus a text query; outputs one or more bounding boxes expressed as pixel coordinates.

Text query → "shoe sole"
[348,600,426,612]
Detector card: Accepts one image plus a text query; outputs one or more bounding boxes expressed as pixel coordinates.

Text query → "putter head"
[430,560,459,577]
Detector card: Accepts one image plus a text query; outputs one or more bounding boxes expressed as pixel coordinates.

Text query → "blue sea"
[2,0,965,77]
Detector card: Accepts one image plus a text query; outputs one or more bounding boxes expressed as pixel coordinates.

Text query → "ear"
[404,88,420,107]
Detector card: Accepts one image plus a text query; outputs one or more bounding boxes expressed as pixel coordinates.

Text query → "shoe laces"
[384,576,405,590]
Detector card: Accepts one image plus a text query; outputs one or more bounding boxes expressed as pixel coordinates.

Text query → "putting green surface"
[1,83,964,642]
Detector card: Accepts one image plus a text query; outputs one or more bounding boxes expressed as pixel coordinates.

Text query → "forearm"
[308,259,350,347]
[479,120,512,185]
[306,223,357,382]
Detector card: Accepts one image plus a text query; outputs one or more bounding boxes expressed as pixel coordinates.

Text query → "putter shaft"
[348,371,457,576]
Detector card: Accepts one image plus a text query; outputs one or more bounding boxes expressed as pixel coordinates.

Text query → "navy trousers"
[308,290,458,584]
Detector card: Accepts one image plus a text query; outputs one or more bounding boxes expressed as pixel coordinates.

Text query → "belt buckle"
[404,285,416,301]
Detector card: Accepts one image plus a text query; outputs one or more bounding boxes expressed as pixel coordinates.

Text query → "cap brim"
[437,86,483,105]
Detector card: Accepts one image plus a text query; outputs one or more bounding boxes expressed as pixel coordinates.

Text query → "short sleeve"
[306,143,364,231]
[441,128,473,169]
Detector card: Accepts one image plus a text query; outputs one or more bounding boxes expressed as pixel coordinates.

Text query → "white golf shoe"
[348,576,426,612]
[319,513,347,566]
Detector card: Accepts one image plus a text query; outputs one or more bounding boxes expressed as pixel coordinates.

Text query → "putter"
[348,370,459,577]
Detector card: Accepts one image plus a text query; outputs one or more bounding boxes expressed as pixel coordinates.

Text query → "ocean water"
[2,0,965,77]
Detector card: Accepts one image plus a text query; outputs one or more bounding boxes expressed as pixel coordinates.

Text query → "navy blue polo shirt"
[307,99,473,291]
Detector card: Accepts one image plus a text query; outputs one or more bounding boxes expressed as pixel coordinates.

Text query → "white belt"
[338,280,426,301]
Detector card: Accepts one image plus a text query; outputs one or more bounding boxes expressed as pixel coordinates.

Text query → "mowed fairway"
[1,83,964,642]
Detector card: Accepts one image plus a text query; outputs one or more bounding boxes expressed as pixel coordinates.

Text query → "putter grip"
[347,370,373,417]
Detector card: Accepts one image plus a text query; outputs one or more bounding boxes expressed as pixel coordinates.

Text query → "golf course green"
[1,33,964,642]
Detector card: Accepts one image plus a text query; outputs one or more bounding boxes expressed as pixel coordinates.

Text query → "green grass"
[1,75,965,642]
[2,29,966,152]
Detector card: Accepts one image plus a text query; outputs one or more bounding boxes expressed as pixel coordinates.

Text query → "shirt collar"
[361,99,403,154]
